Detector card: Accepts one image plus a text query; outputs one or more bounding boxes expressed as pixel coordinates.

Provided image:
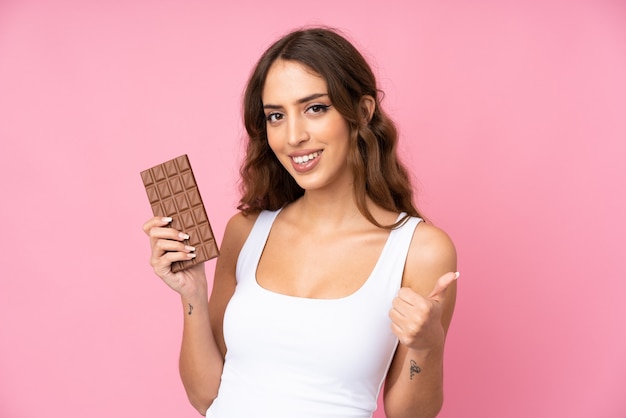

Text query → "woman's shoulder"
[403,221,457,294]
[213,211,263,282]
[222,211,261,246]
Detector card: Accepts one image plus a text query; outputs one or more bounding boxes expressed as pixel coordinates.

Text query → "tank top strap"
[365,215,423,297]
[235,209,281,284]
[387,215,422,268]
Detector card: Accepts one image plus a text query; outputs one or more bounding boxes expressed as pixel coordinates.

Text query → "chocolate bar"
[141,154,219,272]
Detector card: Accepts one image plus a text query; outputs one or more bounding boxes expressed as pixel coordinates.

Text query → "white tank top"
[206,210,421,418]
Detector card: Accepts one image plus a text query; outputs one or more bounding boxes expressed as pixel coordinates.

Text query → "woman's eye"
[307,104,331,114]
[266,113,283,123]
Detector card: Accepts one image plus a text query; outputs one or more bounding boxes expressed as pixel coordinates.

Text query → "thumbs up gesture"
[390,271,459,351]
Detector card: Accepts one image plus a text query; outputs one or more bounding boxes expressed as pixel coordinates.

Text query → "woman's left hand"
[389,271,459,352]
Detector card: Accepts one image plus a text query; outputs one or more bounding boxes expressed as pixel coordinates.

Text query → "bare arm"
[143,213,255,414]
[384,222,458,418]
[178,268,224,414]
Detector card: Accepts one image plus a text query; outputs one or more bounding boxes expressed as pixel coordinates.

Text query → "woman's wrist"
[180,293,209,318]
[180,287,209,306]
[406,340,444,363]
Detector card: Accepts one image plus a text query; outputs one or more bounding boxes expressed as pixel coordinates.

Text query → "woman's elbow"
[187,391,216,416]
[383,392,444,418]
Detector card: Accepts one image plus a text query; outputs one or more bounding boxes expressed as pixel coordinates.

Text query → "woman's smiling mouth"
[289,150,323,172]
[291,150,322,165]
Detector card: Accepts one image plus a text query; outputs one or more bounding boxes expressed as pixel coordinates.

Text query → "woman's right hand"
[142,216,208,299]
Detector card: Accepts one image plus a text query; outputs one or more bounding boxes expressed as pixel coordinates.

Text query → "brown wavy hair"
[237,27,422,228]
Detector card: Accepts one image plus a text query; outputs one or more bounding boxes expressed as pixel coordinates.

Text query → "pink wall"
[1,0,625,417]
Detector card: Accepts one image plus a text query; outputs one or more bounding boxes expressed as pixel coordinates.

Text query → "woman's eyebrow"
[263,93,329,110]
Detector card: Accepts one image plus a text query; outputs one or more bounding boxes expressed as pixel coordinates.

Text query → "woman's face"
[262,59,353,194]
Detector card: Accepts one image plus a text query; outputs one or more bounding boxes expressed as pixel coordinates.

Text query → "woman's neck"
[284,189,396,233]
[297,189,359,223]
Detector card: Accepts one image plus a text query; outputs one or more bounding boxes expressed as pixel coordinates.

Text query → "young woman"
[143,27,458,418]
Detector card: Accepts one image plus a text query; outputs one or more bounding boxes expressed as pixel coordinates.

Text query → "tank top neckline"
[251,209,409,303]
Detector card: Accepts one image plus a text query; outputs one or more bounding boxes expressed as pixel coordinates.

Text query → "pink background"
[1,0,625,417]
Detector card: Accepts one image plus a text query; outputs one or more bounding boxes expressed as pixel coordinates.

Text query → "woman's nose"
[287,117,309,146]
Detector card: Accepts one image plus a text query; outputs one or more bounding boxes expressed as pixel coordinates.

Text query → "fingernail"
[187,253,197,258]
[162,217,173,223]
[179,232,190,240]
[454,272,460,279]
[185,245,196,252]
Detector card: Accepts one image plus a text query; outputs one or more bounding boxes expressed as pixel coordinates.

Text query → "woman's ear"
[360,95,376,124]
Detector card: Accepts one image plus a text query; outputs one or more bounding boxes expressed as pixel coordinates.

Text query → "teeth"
[293,151,321,164]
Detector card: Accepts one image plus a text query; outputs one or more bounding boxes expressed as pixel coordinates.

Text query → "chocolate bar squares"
[141,154,219,272]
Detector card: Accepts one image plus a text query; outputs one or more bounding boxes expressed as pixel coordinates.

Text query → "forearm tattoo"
[188,303,193,315]
[409,360,421,380]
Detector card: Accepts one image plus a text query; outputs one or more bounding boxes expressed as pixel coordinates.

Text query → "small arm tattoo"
[410,360,421,380]
[188,303,193,315]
